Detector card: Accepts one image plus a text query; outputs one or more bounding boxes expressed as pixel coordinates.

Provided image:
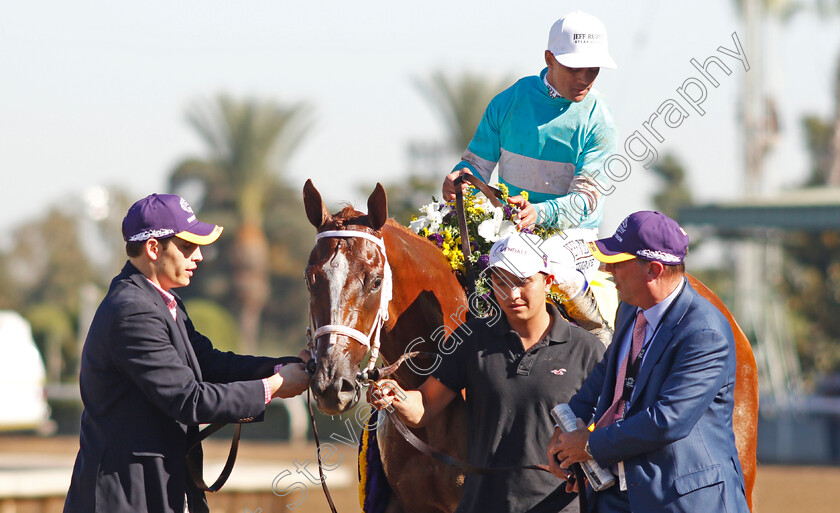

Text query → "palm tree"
[170,95,312,353]
[651,153,693,221]
[735,0,840,185]
[814,0,840,184]
[414,70,513,152]
[378,71,513,222]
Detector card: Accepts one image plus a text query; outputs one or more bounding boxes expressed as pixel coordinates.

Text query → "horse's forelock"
[325,206,383,234]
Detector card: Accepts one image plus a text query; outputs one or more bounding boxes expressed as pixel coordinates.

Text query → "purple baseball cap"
[588,211,689,264]
[122,193,223,245]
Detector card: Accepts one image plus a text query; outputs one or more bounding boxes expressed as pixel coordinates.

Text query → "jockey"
[440,11,620,344]
[442,11,618,234]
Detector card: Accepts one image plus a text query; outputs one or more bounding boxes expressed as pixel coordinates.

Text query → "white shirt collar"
[543,75,563,99]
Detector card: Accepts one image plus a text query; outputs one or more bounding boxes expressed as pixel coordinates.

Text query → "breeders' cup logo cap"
[548,11,617,69]
[488,233,551,279]
[122,193,223,245]
[588,211,689,265]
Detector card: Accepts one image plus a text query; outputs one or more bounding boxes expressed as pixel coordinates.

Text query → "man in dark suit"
[64,193,311,513]
[547,211,749,513]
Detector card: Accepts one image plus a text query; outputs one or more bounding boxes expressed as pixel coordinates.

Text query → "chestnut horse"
[302,180,758,512]
[304,179,468,512]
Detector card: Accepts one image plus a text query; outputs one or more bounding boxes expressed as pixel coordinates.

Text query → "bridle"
[306,228,393,396]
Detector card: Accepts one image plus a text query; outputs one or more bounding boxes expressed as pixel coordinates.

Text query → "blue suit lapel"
[631,280,695,403]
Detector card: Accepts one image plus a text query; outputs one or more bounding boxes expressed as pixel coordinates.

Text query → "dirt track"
[1,436,838,512]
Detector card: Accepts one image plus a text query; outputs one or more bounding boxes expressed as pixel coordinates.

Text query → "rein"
[383,407,587,510]
[186,355,305,493]
[306,352,426,513]
[383,407,552,475]
[453,173,506,297]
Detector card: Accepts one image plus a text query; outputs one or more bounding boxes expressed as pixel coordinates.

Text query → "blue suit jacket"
[65,262,285,513]
[568,280,749,513]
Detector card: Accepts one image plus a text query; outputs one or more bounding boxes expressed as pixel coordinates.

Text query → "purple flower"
[477,254,490,269]
[503,206,513,218]
[429,233,444,247]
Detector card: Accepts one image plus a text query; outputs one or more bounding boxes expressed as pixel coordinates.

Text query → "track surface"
[0,436,837,513]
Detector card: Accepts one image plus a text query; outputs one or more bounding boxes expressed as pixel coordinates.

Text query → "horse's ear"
[367,183,388,230]
[303,179,331,228]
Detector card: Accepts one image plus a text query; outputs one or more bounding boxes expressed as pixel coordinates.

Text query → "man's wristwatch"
[584,440,593,458]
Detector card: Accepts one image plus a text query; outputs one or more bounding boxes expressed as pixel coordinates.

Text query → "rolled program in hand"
[551,403,616,491]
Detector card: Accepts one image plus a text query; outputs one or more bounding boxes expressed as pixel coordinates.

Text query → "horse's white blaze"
[324,249,351,356]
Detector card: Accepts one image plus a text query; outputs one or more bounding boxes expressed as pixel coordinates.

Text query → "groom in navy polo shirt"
[370,232,605,513]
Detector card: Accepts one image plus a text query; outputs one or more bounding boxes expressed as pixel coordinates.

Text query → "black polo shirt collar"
[490,304,574,376]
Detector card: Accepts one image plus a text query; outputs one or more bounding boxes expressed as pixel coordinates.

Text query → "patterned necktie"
[596,310,647,428]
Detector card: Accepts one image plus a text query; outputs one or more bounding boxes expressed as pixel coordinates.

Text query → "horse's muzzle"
[311,373,361,414]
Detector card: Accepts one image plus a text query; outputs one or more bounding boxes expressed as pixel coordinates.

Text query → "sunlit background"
[2,0,840,510]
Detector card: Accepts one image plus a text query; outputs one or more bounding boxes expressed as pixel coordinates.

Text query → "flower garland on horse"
[407,182,615,345]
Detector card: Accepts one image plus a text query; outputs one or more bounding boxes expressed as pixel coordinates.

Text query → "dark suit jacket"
[64,262,285,513]
[568,280,749,513]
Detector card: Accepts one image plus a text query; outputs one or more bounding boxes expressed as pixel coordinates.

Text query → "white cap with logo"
[487,233,551,279]
[548,11,617,69]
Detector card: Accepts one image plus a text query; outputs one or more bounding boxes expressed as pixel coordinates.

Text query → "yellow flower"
[521,190,529,201]
[469,206,485,216]
[494,182,510,201]
[448,250,465,272]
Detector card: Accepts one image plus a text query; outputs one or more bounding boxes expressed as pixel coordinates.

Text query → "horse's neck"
[380,221,468,389]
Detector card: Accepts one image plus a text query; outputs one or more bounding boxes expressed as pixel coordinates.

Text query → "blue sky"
[2,0,838,245]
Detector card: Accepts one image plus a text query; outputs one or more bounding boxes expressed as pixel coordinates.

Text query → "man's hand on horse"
[270,350,312,399]
[441,168,474,201]
[507,195,537,230]
[547,419,590,490]
[367,379,406,413]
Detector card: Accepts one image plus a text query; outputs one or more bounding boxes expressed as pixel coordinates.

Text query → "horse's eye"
[371,277,383,291]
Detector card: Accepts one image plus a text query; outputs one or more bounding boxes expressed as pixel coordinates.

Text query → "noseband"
[307,229,393,397]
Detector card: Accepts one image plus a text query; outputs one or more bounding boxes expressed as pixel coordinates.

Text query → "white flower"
[420,202,441,217]
[427,210,444,232]
[411,201,450,233]
[473,193,494,213]
[409,217,430,233]
[477,207,516,242]
[497,220,516,239]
